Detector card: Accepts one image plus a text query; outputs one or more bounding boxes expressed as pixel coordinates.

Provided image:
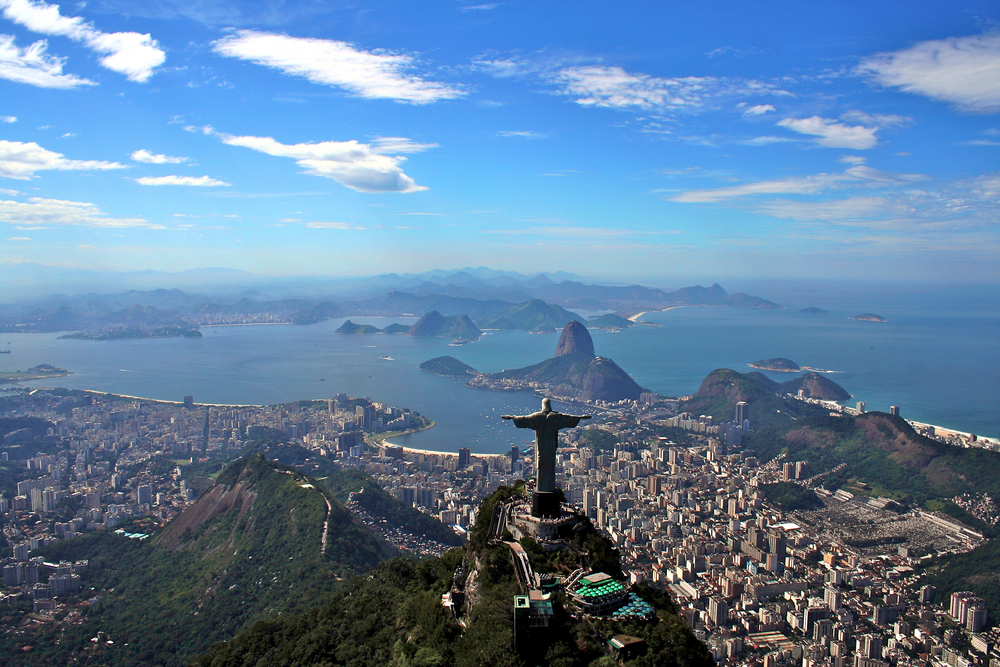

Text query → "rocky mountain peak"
[555,320,595,357]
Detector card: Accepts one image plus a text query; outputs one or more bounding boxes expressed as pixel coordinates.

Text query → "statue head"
[541,398,552,413]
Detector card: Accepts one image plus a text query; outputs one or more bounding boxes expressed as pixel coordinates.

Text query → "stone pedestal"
[531,491,561,518]
[508,502,589,550]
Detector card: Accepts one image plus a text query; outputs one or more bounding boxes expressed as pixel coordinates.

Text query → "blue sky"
[1,0,998,284]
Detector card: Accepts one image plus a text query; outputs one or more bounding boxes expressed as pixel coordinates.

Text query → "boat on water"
[380,355,393,361]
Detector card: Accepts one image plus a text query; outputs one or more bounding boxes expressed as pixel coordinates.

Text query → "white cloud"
[7,235,29,239]
[0,196,155,227]
[0,0,166,82]
[0,34,93,88]
[670,164,926,203]
[839,155,867,164]
[857,33,1000,113]
[743,104,775,116]
[135,175,229,186]
[0,139,124,179]
[459,3,499,11]
[1,115,15,122]
[777,116,879,149]
[130,149,188,164]
[213,30,462,104]
[220,133,428,193]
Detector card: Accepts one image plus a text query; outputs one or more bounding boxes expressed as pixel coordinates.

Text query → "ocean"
[2,285,997,453]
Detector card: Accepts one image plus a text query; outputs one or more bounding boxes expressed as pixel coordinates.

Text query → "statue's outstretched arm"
[501,415,515,420]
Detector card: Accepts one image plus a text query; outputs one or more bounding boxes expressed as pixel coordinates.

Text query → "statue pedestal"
[508,502,588,551]
[531,491,561,519]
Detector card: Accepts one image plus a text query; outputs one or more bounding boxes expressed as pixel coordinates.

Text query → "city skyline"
[1,1,999,283]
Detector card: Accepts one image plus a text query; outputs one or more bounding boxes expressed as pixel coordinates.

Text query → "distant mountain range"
[0,268,782,337]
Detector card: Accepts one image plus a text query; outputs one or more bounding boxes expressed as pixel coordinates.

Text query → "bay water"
[2,287,996,453]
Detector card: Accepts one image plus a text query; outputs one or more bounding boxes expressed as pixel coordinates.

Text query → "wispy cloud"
[370,136,438,154]
[219,132,429,193]
[858,33,1000,113]
[553,66,718,109]
[459,3,499,11]
[1,115,16,122]
[497,130,545,139]
[0,139,124,179]
[0,196,156,227]
[213,30,463,104]
[742,104,775,116]
[740,135,794,146]
[0,0,166,82]
[0,34,93,88]
[670,164,926,203]
[135,175,229,186]
[131,149,188,164]
[777,116,879,149]
[472,55,792,115]
[839,110,912,127]
[303,221,365,230]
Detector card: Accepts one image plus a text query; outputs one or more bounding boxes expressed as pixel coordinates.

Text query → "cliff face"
[555,320,595,357]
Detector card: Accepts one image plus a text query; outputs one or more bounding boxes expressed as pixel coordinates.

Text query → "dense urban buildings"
[1,384,997,666]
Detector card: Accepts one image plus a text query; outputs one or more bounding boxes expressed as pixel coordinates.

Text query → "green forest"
[196,483,713,667]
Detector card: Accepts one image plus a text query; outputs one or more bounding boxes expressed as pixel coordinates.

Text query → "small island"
[800,307,829,314]
[335,320,382,334]
[419,356,479,378]
[851,313,887,322]
[0,364,72,384]
[749,357,801,372]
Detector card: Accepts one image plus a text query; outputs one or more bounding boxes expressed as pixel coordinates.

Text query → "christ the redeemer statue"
[503,398,591,518]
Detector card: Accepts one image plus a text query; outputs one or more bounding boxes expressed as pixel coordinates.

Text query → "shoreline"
[384,443,510,459]
[907,420,1000,447]
[628,304,696,322]
[369,419,437,446]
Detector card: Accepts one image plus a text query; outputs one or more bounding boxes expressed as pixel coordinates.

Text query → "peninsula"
[468,320,645,402]
[60,326,202,340]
